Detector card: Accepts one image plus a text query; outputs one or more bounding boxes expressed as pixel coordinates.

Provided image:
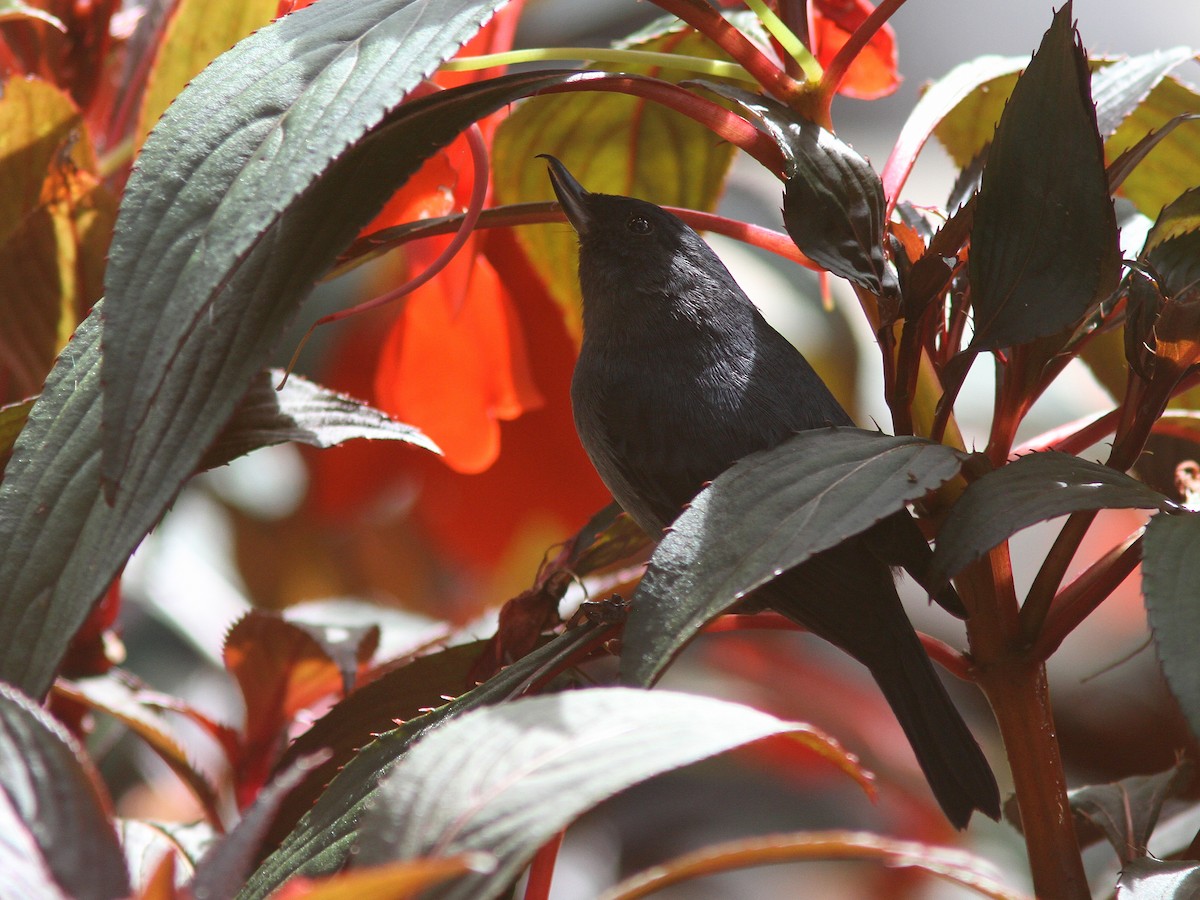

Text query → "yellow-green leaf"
[135,0,279,147]
[492,20,740,340]
[0,76,112,400]
[1108,76,1200,218]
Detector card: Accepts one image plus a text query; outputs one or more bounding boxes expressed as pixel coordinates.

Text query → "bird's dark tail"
[866,630,1001,829]
[764,546,1000,829]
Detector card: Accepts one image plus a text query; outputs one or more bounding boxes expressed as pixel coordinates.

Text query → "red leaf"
[223,612,349,804]
[304,229,608,588]
[373,239,543,474]
[813,0,900,100]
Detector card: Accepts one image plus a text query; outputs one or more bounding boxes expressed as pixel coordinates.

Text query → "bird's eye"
[626,215,653,235]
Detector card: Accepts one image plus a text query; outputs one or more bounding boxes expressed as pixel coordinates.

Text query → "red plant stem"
[929,352,974,446]
[703,612,803,633]
[704,613,973,681]
[817,0,907,117]
[1019,510,1098,644]
[540,76,789,177]
[985,354,1031,468]
[961,549,1088,899]
[525,831,566,900]
[1031,530,1145,662]
[918,632,971,681]
[316,125,490,326]
[524,623,622,695]
[341,203,819,276]
[647,0,805,104]
[1013,407,1121,457]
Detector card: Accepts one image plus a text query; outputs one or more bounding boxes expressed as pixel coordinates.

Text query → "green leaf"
[240,622,612,898]
[929,452,1172,588]
[1091,47,1197,139]
[620,429,966,687]
[352,688,838,900]
[0,70,590,699]
[0,304,107,697]
[0,683,129,899]
[263,641,491,852]
[100,0,510,494]
[1143,180,1200,253]
[1108,75,1200,219]
[0,76,111,400]
[1068,760,1192,864]
[0,397,33,464]
[493,16,739,339]
[968,2,1119,350]
[201,369,440,471]
[884,55,1024,203]
[135,0,279,147]
[1144,511,1200,741]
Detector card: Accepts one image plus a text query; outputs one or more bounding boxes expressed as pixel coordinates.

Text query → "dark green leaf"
[968,2,1120,350]
[200,370,439,471]
[0,789,66,900]
[706,84,891,294]
[0,683,129,899]
[1144,511,1200,741]
[352,688,833,900]
[0,71,598,698]
[240,622,613,898]
[101,0,509,494]
[929,452,1172,588]
[1143,186,1200,296]
[0,305,108,696]
[1068,760,1192,863]
[620,429,966,687]
[1092,47,1197,139]
[264,641,490,851]
[191,752,330,900]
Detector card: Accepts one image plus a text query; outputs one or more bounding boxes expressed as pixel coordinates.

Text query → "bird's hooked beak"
[539,154,592,235]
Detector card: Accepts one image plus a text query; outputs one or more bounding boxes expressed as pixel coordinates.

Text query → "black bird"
[542,155,1000,828]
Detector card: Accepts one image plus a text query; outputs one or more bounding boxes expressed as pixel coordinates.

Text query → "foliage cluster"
[2,0,1200,897]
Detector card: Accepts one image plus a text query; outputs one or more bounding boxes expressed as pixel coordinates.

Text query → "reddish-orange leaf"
[813,0,900,100]
[302,229,608,599]
[223,612,346,804]
[275,0,321,15]
[137,852,180,900]
[373,239,543,475]
[359,144,462,236]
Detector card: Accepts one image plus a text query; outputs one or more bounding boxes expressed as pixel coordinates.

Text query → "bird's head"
[539,154,739,324]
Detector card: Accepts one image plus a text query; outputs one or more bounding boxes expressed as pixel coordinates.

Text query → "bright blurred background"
[109,1,1200,896]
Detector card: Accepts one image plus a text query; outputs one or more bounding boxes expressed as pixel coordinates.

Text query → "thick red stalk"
[961,550,1089,899]
[1031,530,1144,662]
[647,0,805,104]
[816,0,907,119]
[525,831,566,900]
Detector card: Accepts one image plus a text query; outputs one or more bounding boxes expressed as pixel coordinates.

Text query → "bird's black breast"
[570,312,849,535]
